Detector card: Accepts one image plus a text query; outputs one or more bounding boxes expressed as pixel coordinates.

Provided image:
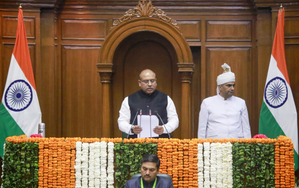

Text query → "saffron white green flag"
[0,7,41,158]
[259,8,298,170]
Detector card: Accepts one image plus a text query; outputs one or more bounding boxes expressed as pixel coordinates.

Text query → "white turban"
[216,63,235,85]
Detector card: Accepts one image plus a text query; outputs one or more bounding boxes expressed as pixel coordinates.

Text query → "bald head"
[139,69,156,80]
[138,69,157,95]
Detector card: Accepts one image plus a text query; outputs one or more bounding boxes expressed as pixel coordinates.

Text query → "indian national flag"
[259,8,298,170]
[0,7,41,158]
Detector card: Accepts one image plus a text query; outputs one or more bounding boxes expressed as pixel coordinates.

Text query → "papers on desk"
[137,115,159,138]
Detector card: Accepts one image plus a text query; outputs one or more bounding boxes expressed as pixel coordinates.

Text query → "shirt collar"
[141,176,157,187]
[139,89,158,98]
[217,93,233,101]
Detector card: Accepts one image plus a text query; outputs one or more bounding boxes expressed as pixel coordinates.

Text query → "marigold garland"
[276,135,295,188]
[2,136,296,187]
[172,139,179,188]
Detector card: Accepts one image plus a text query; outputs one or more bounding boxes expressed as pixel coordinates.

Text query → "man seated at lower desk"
[124,154,173,188]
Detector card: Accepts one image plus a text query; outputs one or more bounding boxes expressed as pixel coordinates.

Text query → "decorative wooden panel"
[285,16,299,39]
[190,47,201,138]
[285,44,299,108]
[206,20,252,41]
[61,19,107,40]
[205,46,252,99]
[205,46,258,135]
[61,46,102,137]
[177,20,201,42]
[38,10,57,137]
[2,16,35,39]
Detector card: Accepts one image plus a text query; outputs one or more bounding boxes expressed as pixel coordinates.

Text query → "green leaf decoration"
[114,141,157,188]
[232,142,275,188]
[2,141,39,188]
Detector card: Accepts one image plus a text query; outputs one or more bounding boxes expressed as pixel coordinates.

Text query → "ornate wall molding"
[96,63,114,83]
[112,0,179,30]
[178,63,195,83]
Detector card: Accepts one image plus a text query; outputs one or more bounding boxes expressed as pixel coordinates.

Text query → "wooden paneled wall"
[0,0,299,141]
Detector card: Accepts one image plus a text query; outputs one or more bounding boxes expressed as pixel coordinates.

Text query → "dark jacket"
[124,176,173,188]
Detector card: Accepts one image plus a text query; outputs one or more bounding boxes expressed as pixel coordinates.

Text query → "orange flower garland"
[43,140,49,187]
[275,136,295,188]
[38,141,44,187]
[275,140,280,187]
[172,139,179,188]
[178,139,184,188]
[3,136,296,187]
[166,139,173,177]
[160,139,168,174]
[189,140,198,188]
[182,139,190,188]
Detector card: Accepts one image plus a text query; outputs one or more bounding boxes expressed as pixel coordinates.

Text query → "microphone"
[127,108,140,139]
[154,111,171,139]
[138,109,142,138]
[149,109,152,137]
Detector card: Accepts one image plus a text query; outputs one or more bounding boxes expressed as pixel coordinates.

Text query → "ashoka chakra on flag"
[5,79,33,111]
[264,76,288,108]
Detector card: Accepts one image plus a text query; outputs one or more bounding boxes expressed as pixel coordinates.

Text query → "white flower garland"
[210,143,217,188]
[100,141,107,188]
[89,142,100,187]
[107,142,114,188]
[222,142,233,188]
[216,143,223,188]
[198,142,233,188]
[197,143,203,187]
[203,142,210,188]
[93,142,101,187]
[75,141,82,188]
[89,143,95,187]
[82,142,89,187]
[75,141,110,188]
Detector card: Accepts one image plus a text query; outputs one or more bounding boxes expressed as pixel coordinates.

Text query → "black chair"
[131,173,172,181]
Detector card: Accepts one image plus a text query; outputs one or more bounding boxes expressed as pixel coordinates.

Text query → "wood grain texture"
[2,16,35,39]
[206,20,252,41]
[177,20,201,42]
[61,19,107,40]
[285,15,299,39]
[0,0,298,143]
[61,46,102,137]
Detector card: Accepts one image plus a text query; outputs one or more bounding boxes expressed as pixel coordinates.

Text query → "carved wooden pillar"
[178,63,194,139]
[97,63,114,138]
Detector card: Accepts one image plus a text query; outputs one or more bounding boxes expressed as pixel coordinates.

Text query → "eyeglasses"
[140,79,156,84]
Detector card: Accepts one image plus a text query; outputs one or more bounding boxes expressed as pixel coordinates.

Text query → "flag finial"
[19,4,22,9]
[280,4,283,12]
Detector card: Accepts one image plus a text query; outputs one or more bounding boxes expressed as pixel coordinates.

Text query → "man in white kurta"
[198,63,251,139]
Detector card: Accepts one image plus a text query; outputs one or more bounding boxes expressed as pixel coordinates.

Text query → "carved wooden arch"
[97,0,194,139]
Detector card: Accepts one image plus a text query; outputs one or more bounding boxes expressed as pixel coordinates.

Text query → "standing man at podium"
[198,63,251,139]
[118,69,179,138]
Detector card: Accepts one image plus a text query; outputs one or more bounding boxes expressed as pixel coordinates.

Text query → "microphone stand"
[126,109,139,139]
[155,111,171,139]
[138,109,142,138]
[149,109,152,138]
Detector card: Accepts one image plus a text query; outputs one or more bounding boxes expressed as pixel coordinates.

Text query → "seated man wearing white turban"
[197,63,252,139]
